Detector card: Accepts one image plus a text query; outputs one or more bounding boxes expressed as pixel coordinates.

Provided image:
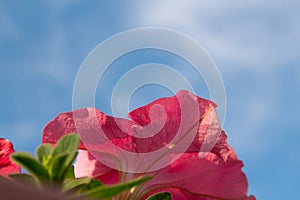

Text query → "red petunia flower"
[0,138,21,178]
[43,90,255,200]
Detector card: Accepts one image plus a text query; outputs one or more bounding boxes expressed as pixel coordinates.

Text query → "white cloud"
[130,0,300,73]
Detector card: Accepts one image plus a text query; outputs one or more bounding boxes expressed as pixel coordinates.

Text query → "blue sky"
[1,1,300,199]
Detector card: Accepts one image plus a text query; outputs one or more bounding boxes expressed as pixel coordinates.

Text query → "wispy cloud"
[131,0,300,72]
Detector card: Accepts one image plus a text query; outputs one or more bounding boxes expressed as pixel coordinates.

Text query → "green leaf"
[50,152,77,182]
[65,165,75,179]
[63,177,91,191]
[146,192,172,200]
[52,133,80,157]
[46,134,79,183]
[60,151,78,180]
[49,152,69,182]
[63,177,103,195]
[82,176,152,199]
[10,152,50,181]
[77,179,103,193]
[36,143,53,167]
[9,173,37,186]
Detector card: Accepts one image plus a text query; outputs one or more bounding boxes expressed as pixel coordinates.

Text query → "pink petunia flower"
[43,90,255,200]
[0,138,21,178]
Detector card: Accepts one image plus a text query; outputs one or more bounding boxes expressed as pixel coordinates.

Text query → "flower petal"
[128,90,217,153]
[43,90,220,172]
[43,90,219,154]
[74,150,119,185]
[0,138,21,178]
[42,108,135,151]
[142,148,252,200]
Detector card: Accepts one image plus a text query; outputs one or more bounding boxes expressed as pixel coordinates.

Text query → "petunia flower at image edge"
[43,90,256,200]
[0,138,21,178]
